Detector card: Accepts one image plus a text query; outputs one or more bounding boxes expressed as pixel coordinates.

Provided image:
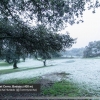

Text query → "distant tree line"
[83,41,100,58]
[61,48,84,58]
[58,40,100,58]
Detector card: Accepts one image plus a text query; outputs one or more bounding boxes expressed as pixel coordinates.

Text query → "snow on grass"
[0,58,100,95]
[0,58,60,70]
[0,59,68,81]
[0,59,43,70]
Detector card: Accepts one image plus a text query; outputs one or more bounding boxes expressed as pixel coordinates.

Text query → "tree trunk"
[23,57,25,62]
[13,60,18,69]
[43,59,46,66]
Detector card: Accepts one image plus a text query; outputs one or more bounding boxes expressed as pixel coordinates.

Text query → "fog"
[62,8,100,49]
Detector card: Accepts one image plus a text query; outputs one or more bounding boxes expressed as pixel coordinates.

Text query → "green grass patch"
[0,68,22,75]
[0,62,12,66]
[41,80,90,96]
[0,77,92,96]
[0,60,25,67]
[1,77,40,84]
[0,65,53,75]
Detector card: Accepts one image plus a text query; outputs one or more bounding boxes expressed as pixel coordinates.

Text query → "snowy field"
[0,58,100,95]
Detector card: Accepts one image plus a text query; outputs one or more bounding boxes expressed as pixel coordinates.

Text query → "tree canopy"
[0,0,100,30]
[83,41,100,58]
[0,0,100,68]
[0,19,75,68]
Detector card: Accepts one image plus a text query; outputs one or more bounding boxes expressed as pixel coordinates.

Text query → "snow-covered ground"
[0,58,60,70]
[0,58,100,95]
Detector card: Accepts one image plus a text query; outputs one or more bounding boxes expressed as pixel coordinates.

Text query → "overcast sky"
[62,7,100,49]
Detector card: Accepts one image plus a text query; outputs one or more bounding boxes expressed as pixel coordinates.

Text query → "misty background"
[62,7,100,49]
